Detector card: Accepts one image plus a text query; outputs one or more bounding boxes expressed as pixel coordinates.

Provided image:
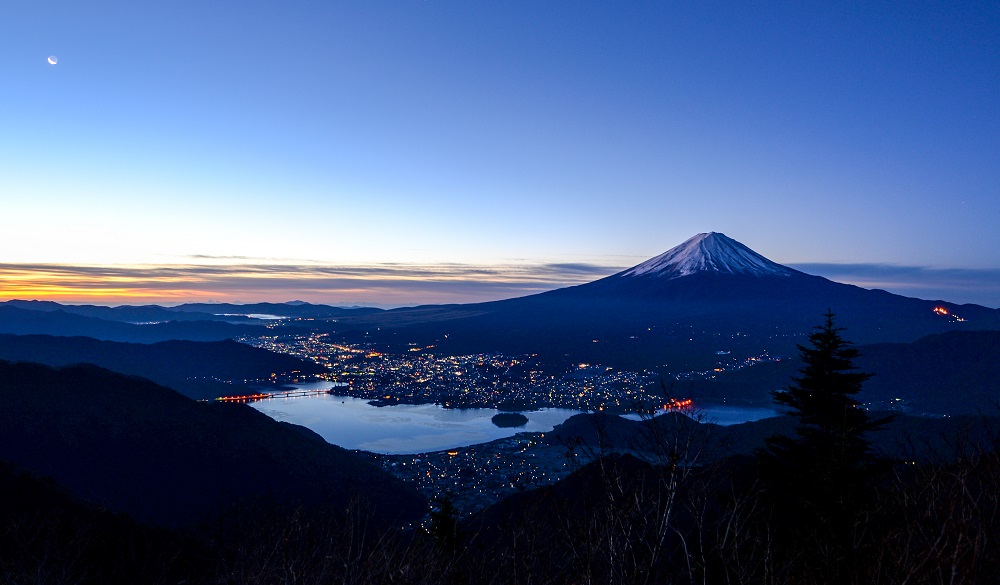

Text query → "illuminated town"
[365,433,579,516]
[241,332,785,413]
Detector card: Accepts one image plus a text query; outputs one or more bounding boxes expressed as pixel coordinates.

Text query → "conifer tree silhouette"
[764,311,891,533]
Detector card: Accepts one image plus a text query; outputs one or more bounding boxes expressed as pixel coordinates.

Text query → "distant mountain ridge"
[1,299,383,323]
[171,301,384,319]
[3,299,254,323]
[0,334,326,400]
[855,330,1000,414]
[0,300,382,344]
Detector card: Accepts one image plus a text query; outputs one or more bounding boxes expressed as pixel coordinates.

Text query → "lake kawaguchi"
[251,382,779,455]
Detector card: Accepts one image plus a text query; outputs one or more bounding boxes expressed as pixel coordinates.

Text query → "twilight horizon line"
[1,254,998,309]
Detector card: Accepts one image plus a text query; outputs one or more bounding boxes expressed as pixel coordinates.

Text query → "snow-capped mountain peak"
[619,232,799,279]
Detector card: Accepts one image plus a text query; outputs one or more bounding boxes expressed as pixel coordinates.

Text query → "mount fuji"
[336,233,1000,371]
[557,231,813,300]
[618,232,800,279]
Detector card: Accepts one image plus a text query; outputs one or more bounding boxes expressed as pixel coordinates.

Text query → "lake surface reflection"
[251,383,780,454]
[251,382,583,454]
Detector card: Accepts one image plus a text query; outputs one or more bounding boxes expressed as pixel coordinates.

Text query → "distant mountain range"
[0,300,381,344]
[169,301,383,319]
[0,334,326,400]
[0,304,272,343]
[2,299,383,323]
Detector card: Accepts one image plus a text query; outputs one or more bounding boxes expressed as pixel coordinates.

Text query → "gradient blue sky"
[3,2,999,307]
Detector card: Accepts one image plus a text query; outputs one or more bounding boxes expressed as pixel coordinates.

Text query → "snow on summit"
[620,232,799,279]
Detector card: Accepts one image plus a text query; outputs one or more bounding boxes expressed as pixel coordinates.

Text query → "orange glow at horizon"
[0,260,581,306]
[0,285,238,304]
[0,265,271,304]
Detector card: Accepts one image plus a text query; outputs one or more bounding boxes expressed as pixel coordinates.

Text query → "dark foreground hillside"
[3,360,1000,583]
[4,409,1000,583]
[0,361,423,527]
[458,444,1000,584]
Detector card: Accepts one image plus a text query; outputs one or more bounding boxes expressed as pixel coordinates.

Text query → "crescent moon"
[47,56,58,65]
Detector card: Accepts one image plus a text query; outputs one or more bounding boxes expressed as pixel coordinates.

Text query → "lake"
[251,382,779,454]
[251,382,583,454]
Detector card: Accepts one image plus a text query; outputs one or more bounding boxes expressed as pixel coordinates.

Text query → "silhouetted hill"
[671,330,1000,415]
[469,451,658,526]
[0,361,425,527]
[0,334,326,399]
[1,299,383,323]
[462,452,691,581]
[172,301,384,319]
[546,410,1000,464]
[2,299,255,323]
[855,330,1000,414]
[548,411,717,456]
[0,305,271,343]
[0,461,212,582]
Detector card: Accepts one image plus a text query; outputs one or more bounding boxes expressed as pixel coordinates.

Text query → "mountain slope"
[855,330,1000,414]
[0,361,424,527]
[328,233,1000,371]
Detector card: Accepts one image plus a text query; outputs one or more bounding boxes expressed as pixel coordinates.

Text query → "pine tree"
[757,312,892,582]
[764,310,890,525]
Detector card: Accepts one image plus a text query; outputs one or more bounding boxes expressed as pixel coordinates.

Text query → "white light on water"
[250,383,581,454]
